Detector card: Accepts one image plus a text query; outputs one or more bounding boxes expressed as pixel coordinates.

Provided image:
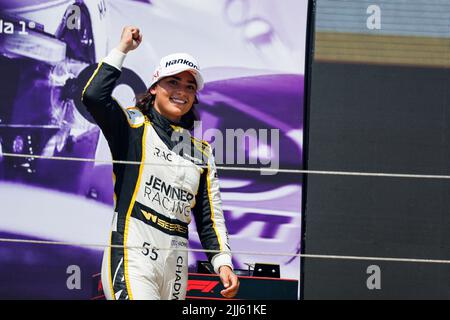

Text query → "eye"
[187,85,196,91]
[168,79,178,85]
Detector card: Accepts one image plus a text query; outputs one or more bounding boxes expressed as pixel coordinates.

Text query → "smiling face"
[150,71,198,122]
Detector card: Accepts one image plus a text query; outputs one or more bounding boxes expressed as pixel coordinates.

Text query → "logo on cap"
[165,59,199,70]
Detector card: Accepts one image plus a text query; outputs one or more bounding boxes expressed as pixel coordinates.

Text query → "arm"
[192,143,239,298]
[81,49,128,146]
[81,26,143,155]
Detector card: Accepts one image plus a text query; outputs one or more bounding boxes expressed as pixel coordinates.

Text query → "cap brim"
[153,67,204,91]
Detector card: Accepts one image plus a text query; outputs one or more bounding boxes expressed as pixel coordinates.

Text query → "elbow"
[81,87,96,107]
[81,86,107,111]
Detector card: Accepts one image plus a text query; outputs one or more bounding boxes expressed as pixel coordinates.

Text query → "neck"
[153,105,181,123]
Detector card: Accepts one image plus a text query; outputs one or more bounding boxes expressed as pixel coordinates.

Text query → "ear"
[149,84,157,95]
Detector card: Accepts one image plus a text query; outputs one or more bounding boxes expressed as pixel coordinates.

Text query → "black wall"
[303,62,450,299]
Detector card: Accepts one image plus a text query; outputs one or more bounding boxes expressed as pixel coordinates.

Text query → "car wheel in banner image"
[22,1,97,193]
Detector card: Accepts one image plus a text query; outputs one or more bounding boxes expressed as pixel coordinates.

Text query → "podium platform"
[92,273,298,300]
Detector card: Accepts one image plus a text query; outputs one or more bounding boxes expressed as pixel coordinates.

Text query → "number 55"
[142,242,159,261]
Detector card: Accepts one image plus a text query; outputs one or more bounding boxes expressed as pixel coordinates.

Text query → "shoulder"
[191,136,212,155]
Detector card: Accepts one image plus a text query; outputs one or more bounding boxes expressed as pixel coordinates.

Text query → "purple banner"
[0,0,308,299]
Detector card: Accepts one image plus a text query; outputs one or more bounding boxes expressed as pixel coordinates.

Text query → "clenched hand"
[117,26,143,54]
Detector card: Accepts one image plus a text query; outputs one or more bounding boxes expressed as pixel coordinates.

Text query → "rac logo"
[187,280,220,293]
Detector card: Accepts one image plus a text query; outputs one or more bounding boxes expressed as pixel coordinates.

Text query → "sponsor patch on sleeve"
[124,107,145,128]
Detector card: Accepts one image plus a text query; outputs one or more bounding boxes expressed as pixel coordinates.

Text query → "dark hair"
[135,86,200,130]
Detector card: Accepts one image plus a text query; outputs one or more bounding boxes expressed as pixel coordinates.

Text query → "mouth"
[169,97,188,105]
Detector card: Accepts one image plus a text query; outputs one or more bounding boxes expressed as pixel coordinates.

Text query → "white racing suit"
[81,49,233,300]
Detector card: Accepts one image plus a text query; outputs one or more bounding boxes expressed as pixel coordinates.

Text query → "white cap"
[150,53,204,91]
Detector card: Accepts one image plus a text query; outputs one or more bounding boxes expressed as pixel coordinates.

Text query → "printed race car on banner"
[0,0,306,299]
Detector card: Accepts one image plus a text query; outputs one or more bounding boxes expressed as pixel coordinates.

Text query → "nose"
[173,89,187,99]
[174,86,191,97]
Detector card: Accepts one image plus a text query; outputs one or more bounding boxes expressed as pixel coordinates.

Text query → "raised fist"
[117,26,143,54]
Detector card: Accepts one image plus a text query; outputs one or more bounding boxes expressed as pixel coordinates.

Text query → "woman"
[82,26,239,300]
